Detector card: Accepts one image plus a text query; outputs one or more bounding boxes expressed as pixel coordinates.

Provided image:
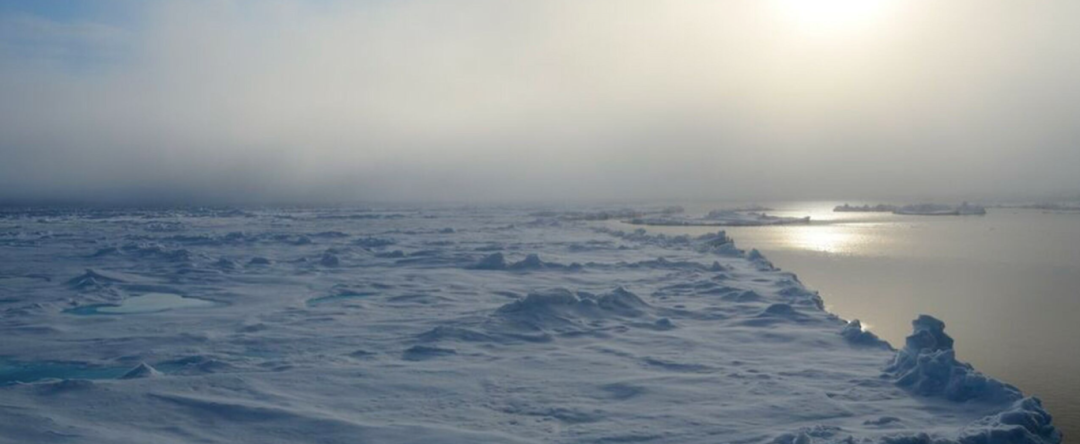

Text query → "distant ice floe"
[834,203,899,213]
[835,202,987,216]
[992,202,1080,213]
[894,202,987,216]
[627,209,811,226]
[531,206,684,222]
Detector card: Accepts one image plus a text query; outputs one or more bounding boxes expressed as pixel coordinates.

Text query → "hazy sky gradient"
[2,0,1078,203]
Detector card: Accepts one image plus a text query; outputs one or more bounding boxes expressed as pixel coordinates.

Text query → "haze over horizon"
[2,0,1079,204]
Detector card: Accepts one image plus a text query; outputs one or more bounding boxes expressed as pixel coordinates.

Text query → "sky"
[1,0,1078,204]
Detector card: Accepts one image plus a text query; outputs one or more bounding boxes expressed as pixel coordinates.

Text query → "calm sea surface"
[616,201,1080,442]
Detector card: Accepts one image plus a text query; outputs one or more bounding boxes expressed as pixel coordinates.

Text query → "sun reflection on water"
[779,225,861,254]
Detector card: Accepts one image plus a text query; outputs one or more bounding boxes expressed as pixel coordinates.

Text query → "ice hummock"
[887,315,1019,403]
[884,315,1060,443]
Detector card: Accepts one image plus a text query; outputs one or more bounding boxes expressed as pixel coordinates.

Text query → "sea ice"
[0,205,1059,444]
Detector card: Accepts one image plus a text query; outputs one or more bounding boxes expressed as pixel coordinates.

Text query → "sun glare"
[770,0,895,35]
[782,226,859,254]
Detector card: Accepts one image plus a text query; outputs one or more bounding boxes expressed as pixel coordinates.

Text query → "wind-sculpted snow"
[472,253,582,271]
[496,287,653,323]
[0,206,1060,444]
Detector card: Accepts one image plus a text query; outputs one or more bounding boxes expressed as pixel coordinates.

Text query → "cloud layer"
[2,0,1078,203]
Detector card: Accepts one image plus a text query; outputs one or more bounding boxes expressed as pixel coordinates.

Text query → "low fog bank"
[2,1,1079,205]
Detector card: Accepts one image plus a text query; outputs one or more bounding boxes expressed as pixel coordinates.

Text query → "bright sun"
[769,0,895,34]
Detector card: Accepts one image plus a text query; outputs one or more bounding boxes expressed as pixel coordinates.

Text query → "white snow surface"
[0,206,1060,444]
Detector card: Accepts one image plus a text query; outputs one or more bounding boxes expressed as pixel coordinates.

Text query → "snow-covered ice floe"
[628,209,811,226]
[0,206,1059,443]
[991,202,1080,213]
[834,204,899,213]
[835,203,987,216]
[893,202,987,216]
